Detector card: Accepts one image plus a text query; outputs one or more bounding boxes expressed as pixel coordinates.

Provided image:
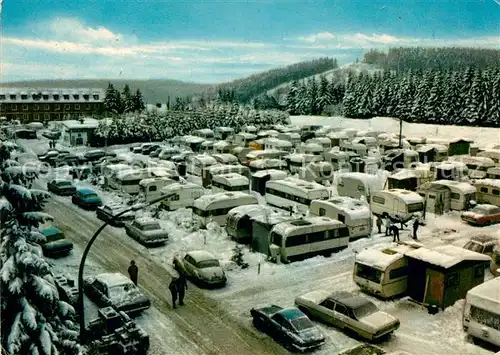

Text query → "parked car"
[70,165,93,180]
[96,204,136,227]
[14,128,37,139]
[39,226,73,257]
[41,129,61,140]
[38,149,69,162]
[83,273,151,314]
[142,143,160,155]
[294,290,400,342]
[72,187,103,209]
[50,153,83,167]
[173,251,227,288]
[250,305,326,352]
[132,146,143,154]
[124,217,168,246]
[84,149,107,162]
[463,235,498,258]
[47,178,77,196]
[149,147,162,158]
[158,148,182,161]
[461,204,500,226]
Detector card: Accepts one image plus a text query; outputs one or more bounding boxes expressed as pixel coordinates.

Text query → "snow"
[60,118,100,130]
[185,250,217,262]
[405,245,490,269]
[389,169,417,180]
[416,144,449,153]
[264,137,293,148]
[191,154,217,165]
[271,177,329,194]
[193,191,257,210]
[466,277,500,310]
[212,173,249,186]
[319,197,371,220]
[97,272,132,287]
[355,242,422,270]
[385,189,425,204]
[226,204,267,220]
[474,178,500,189]
[271,216,343,237]
[432,180,476,194]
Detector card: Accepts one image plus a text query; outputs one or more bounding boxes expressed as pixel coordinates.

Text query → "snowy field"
[15,115,500,355]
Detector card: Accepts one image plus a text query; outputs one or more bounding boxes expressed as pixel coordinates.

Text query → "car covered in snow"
[173,251,227,288]
[83,273,151,314]
[96,203,136,227]
[49,153,82,167]
[72,187,103,209]
[461,204,500,226]
[39,226,73,257]
[47,178,77,196]
[37,149,70,162]
[124,217,168,247]
[294,290,400,341]
[250,305,326,352]
[41,129,61,140]
[463,235,498,258]
[84,149,107,162]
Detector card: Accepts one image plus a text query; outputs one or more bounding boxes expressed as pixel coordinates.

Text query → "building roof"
[0,88,105,103]
[61,118,100,130]
[406,245,490,269]
[356,242,422,270]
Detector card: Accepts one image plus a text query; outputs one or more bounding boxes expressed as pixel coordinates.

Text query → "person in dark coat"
[412,218,420,240]
[376,216,383,234]
[127,260,138,285]
[176,273,188,306]
[169,276,179,308]
[390,225,400,242]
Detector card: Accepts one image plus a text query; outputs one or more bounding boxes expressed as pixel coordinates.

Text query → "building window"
[34,104,39,111]
[75,104,80,110]
[445,272,459,287]
[86,104,91,110]
[42,95,49,100]
[10,95,16,100]
[0,95,5,100]
[53,95,60,101]
[63,95,70,100]
[44,104,50,111]
[21,95,28,100]
[64,104,70,110]
[22,104,28,111]
[93,94,100,100]
[55,104,60,111]
[94,104,99,109]
[73,95,79,100]
[11,104,17,111]
[83,94,89,100]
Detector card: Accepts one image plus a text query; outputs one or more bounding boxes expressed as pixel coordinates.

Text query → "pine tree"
[0,143,79,355]
[296,82,309,115]
[342,71,358,117]
[307,78,319,115]
[230,245,249,269]
[461,69,485,125]
[317,75,332,113]
[410,71,432,122]
[424,71,444,122]
[487,69,500,127]
[103,82,124,114]
[133,89,146,112]
[286,80,299,115]
[122,84,135,113]
[441,71,462,124]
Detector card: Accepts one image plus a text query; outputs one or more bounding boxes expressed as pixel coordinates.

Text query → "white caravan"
[269,216,349,263]
[265,178,330,214]
[487,167,500,180]
[370,189,425,222]
[309,197,372,240]
[232,132,257,147]
[449,155,495,179]
[264,137,293,152]
[213,140,233,154]
[286,153,324,173]
[324,149,351,170]
[354,242,422,299]
[249,158,287,172]
[139,177,176,202]
[463,277,500,347]
[211,153,239,165]
[477,149,500,164]
[418,180,476,211]
[474,179,500,206]
[299,142,324,156]
[245,149,288,163]
[211,173,249,193]
[192,192,258,227]
[159,182,204,211]
[114,169,146,194]
[214,127,234,141]
[251,169,288,195]
[340,142,368,157]
[186,155,218,177]
[306,137,332,150]
[336,172,385,199]
[277,132,301,146]
[193,128,214,140]
[103,163,131,188]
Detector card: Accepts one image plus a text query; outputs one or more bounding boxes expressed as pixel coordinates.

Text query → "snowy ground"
[15,116,500,355]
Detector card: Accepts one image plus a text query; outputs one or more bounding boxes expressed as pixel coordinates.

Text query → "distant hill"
[0,79,212,104]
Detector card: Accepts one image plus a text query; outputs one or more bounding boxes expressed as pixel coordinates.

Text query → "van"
[370,189,425,222]
[354,242,422,299]
[463,277,500,347]
[160,182,204,211]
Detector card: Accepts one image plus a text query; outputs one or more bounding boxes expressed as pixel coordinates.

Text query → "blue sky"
[1,0,499,83]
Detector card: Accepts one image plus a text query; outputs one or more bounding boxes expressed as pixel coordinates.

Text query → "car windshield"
[45,232,63,242]
[141,223,161,231]
[108,283,140,301]
[84,193,98,199]
[353,301,379,319]
[464,241,483,253]
[291,317,315,331]
[197,259,220,268]
[471,207,489,215]
[57,180,72,186]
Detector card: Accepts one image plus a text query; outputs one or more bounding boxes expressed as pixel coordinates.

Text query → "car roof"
[329,291,371,309]
[187,250,217,262]
[96,273,132,287]
[41,226,62,236]
[135,217,159,225]
[278,307,305,320]
[77,187,97,194]
[53,178,72,183]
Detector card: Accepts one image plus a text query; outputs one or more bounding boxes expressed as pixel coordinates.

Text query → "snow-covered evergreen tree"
[122,84,135,113]
[461,69,484,125]
[103,82,124,114]
[441,71,462,124]
[486,69,500,127]
[307,78,319,115]
[317,75,332,114]
[409,71,432,122]
[424,71,444,122]
[0,143,79,355]
[342,71,358,117]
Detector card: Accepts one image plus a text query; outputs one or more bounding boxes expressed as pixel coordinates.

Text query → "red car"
[461,204,500,226]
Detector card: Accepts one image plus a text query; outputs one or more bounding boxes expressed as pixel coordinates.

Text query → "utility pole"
[399,118,403,148]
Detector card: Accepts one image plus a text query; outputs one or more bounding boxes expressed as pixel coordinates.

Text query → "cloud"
[47,17,124,44]
[297,32,336,43]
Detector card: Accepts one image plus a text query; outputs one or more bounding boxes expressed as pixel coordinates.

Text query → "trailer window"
[480,187,488,193]
[337,214,346,223]
[470,305,500,331]
[407,202,423,213]
[285,234,307,247]
[450,192,460,200]
[148,186,157,192]
[318,208,326,216]
[355,264,382,284]
[271,232,283,247]
[389,266,408,280]
[372,196,385,204]
[493,189,499,196]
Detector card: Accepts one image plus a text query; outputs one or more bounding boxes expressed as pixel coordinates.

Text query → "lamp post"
[77,193,173,344]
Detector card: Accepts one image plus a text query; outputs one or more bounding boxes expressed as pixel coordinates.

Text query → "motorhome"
[248,158,287,172]
[286,153,324,173]
[269,216,349,262]
[297,161,334,184]
[487,167,500,180]
[192,192,259,227]
[477,149,500,164]
[449,155,495,179]
[299,142,324,156]
[309,197,372,240]
[370,189,425,222]
[264,138,293,152]
[336,172,385,199]
[418,180,476,211]
[232,132,257,147]
[214,127,235,141]
[211,153,238,165]
[193,128,214,140]
[463,277,500,347]
[353,242,422,299]
[139,177,176,202]
[324,149,351,170]
[245,149,288,164]
[160,182,204,210]
[211,173,250,193]
[277,132,301,146]
[265,178,330,213]
[251,169,288,195]
[474,179,500,206]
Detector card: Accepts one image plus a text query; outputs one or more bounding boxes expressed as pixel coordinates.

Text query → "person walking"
[127,260,138,286]
[385,217,393,236]
[412,218,420,240]
[169,275,179,309]
[376,216,383,234]
[176,273,188,306]
[390,225,400,242]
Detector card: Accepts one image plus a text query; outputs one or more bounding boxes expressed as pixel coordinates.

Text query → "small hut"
[448,138,472,157]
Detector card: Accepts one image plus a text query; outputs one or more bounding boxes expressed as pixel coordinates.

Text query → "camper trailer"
[432,161,468,181]
[269,216,349,263]
[417,144,449,163]
[327,132,349,148]
[370,189,425,222]
[183,136,206,153]
[232,132,257,147]
[211,153,239,165]
[140,177,176,202]
[103,163,131,188]
[286,153,324,173]
[192,192,258,227]
[245,149,288,164]
[241,125,257,134]
[353,136,378,149]
[264,138,293,152]
[113,169,145,194]
[340,142,368,157]
[265,178,330,214]
[201,164,249,188]
[487,167,500,180]
[251,169,288,195]
[297,161,334,184]
[186,155,218,178]
[353,242,422,299]
[309,197,372,240]
[463,277,500,347]
[418,180,476,211]
[306,137,331,150]
[193,128,214,140]
[225,204,275,242]
[232,146,254,165]
[324,149,351,170]
[213,140,233,154]
[382,149,419,171]
[248,158,287,172]
[277,132,301,146]
[211,173,249,193]
[299,142,324,156]
[448,155,495,179]
[214,127,234,141]
[159,182,204,210]
[474,179,500,206]
[336,172,385,199]
[477,149,500,164]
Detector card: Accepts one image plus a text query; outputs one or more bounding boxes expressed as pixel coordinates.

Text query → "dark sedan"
[83,273,151,315]
[250,305,326,352]
[47,179,77,196]
[40,226,73,257]
[72,187,103,209]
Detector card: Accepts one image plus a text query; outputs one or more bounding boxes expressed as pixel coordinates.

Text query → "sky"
[1,0,499,83]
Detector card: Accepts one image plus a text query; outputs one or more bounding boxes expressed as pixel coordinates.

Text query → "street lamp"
[77,193,173,344]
